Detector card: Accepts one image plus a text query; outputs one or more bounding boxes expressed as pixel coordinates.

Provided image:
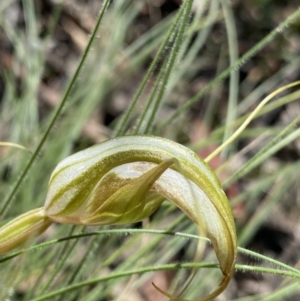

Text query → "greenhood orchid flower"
[0,135,236,300]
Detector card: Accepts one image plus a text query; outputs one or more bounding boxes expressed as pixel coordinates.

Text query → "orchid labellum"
[0,135,236,300]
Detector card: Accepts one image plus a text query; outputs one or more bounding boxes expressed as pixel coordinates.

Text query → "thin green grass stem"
[205,81,300,163]
[220,0,239,159]
[134,0,193,135]
[0,0,15,12]
[133,46,172,134]
[40,226,78,294]
[28,262,219,301]
[238,177,295,246]
[57,228,93,301]
[163,0,217,92]
[235,264,300,279]
[123,12,174,59]
[224,113,300,187]
[113,0,189,137]
[230,162,300,207]
[0,142,31,153]
[0,0,112,217]
[27,262,300,301]
[261,281,300,301]
[204,43,226,127]
[237,58,300,115]
[191,89,300,152]
[155,7,300,133]
[2,228,299,277]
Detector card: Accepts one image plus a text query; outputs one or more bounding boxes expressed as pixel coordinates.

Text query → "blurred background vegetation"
[1,0,300,300]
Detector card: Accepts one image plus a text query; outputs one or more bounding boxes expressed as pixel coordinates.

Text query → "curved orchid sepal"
[98,160,236,300]
[0,135,236,301]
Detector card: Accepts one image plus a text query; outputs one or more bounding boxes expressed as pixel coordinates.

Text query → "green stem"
[224,112,300,187]
[28,262,218,301]
[0,0,111,217]
[2,228,299,276]
[27,262,300,301]
[155,7,300,133]
[134,0,193,135]
[205,81,300,163]
[113,0,189,137]
[220,0,239,158]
